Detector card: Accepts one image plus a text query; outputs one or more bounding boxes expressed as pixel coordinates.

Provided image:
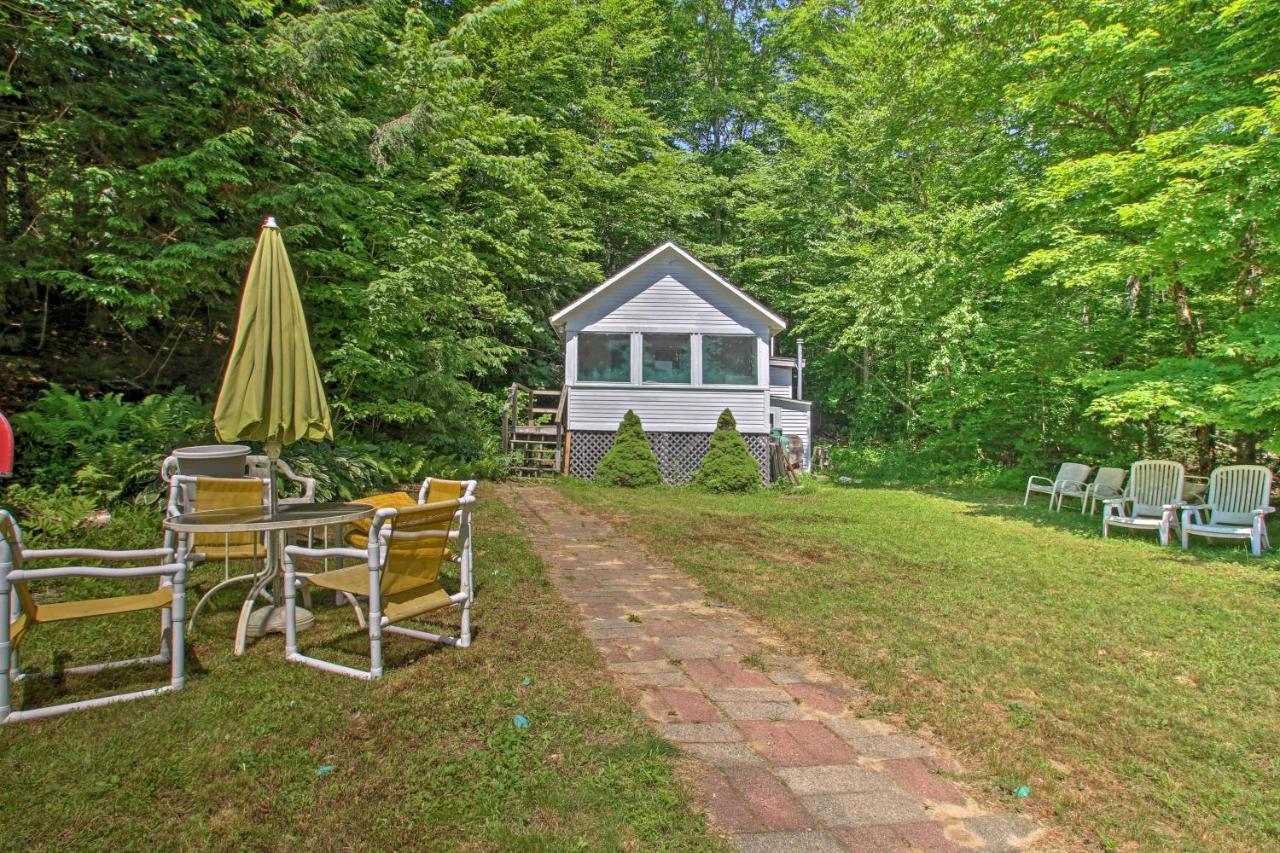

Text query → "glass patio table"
[165,502,373,656]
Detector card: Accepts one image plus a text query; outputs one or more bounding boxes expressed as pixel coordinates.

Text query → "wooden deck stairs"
[501,384,566,478]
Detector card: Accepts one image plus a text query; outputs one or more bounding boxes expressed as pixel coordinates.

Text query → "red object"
[0,410,12,477]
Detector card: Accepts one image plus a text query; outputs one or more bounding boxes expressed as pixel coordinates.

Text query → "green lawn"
[557,479,1280,852]
[0,489,720,850]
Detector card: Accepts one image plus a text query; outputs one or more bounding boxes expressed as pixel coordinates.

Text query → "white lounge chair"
[1025,462,1093,510]
[1082,467,1127,515]
[1181,465,1274,556]
[1102,460,1185,545]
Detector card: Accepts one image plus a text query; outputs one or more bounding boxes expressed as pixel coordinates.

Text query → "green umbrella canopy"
[214,218,333,448]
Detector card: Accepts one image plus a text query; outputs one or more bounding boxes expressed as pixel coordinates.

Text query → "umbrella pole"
[265,439,281,516]
[242,438,315,644]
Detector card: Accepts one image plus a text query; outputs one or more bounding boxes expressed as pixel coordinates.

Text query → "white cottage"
[548,242,811,483]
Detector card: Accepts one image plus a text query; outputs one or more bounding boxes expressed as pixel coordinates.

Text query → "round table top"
[164,501,373,533]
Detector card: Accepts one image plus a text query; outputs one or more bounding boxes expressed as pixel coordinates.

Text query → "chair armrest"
[275,458,316,502]
[1102,496,1132,508]
[1026,475,1053,486]
[285,544,367,562]
[1161,502,1184,511]
[1254,506,1275,516]
[10,562,185,582]
[1181,503,1210,512]
[23,547,177,563]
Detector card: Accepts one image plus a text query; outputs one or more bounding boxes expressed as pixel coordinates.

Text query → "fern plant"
[11,385,211,505]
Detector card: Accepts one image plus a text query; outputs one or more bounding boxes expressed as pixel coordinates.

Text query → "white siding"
[770,397,812,472]
[566,256,771,338]
[569,387,768,433]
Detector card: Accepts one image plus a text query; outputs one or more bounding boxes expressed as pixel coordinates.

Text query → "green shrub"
[285,440,510,501]
[692,409,760,492]
[595,410,662,487]
[11,385,211,505]
[0,484,98,541]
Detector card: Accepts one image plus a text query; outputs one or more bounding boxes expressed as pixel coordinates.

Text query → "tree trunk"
[1125,274,1141,314]
[1237,431,1258,465]
[1170,279,1197,356]
[1196,424,1215,474]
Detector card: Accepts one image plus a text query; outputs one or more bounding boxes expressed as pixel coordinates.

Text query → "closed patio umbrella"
[213,217,332,647]
[214,216,333,468]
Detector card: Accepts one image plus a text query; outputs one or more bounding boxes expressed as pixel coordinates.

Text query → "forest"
[3,0,1278,479]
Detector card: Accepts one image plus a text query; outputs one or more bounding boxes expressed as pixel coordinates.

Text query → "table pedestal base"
[246,605,314,638]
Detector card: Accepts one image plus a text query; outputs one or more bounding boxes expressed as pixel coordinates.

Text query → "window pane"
[577,333,631,382]
[703,335,757,385]
[643,334,691,384]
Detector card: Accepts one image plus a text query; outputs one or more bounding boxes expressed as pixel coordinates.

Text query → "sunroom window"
[642,334,691,384]
[702,335,757,385]
[577,333,631,382]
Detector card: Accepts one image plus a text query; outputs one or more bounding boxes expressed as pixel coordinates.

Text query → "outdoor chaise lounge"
[1024,462,1093,510]
[1102,460,1185,545]
[1181,465,1274,556]
[281,492,476,680]
[1,509,186,723]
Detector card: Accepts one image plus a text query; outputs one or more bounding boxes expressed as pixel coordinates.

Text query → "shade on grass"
[0,493,721,850]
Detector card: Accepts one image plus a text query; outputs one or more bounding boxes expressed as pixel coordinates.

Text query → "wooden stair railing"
[501,384,566,478]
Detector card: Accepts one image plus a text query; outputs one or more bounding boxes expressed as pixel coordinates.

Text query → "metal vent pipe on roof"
[796,339,805,400]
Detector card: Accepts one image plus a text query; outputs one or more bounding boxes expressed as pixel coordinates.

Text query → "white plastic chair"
[1025,462,1093,511]
[1181,465,1274,556]
[1082,467,1127,515]
[1102,460,1185,545]
[1,510,186,724]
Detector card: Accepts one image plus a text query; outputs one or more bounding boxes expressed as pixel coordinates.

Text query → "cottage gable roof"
[550,242,786,334]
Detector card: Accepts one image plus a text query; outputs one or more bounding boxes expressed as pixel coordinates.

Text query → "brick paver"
[500,484,1045,851]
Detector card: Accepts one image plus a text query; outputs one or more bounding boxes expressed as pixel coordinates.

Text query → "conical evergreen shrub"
[595,409,663,487]
[692,409,760,492]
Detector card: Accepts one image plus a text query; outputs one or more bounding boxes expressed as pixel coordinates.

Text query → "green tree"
[595,410,662,487]
[692,408,759,491]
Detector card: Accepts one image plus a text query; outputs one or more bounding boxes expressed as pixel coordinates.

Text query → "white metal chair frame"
[1,509,186,724]
[163,455,320,633]
[166,474,273,633]
[1102,460,1185,546]
[282,491,476,681]
[160,453,316,505]
[1025,462,1093,511]
[1181,465,1274,556]
[1082,467,1127,515]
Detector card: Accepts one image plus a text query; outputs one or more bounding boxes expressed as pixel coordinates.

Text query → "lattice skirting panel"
[568,431,769,484]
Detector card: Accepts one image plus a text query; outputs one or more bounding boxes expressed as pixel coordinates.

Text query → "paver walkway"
[500,484,1045,852]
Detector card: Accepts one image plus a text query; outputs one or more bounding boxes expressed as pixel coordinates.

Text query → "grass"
[556,478,1280,852]
[0,488,721,851]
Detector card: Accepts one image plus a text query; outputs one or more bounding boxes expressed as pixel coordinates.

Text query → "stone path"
[500,484,1045,852]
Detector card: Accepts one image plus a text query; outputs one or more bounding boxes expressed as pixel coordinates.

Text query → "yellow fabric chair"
[344,478,473,552]
[1,509,186,724]
[282,492,476,680]
[166,475,268,631]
